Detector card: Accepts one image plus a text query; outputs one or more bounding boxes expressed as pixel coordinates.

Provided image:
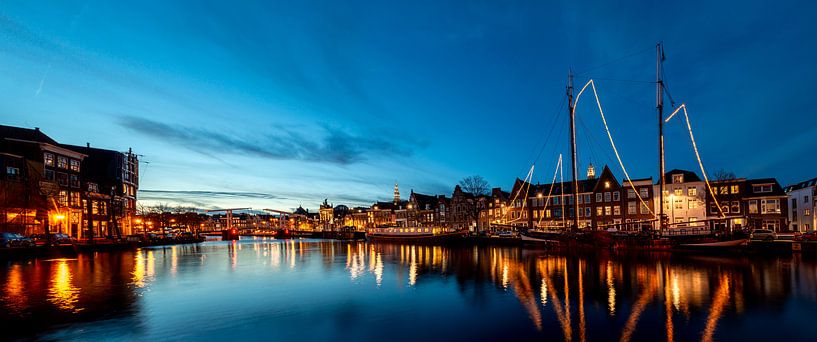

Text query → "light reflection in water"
[3,264,27,314]
[4,240,817,342]
[48,259,82,313]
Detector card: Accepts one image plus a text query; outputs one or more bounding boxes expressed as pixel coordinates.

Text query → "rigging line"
[573,80,656,218]
[537,155,562,227]
[526,95,567,176]
[578,76,656,84]
[560,152,565,228]
[666,104,725,217]
[576,114,614,168]
[502,165,535,221]
[575,46,654,76]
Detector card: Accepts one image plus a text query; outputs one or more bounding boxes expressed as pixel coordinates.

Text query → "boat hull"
[368,231,466,244]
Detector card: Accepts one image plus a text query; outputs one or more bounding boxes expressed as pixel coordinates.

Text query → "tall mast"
[568,70,580,231]
[657,42,666,230]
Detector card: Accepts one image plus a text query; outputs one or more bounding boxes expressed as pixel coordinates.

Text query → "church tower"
[393,181,400,204]
[586,163,596,179]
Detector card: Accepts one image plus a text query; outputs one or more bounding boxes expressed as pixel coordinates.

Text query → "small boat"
[679,238,749,248]
[368,227,466,244]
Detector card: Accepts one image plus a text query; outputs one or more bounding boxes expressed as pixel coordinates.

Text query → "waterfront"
[2,239,817,341]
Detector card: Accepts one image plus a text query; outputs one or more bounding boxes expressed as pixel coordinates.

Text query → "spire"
[393,181,400,204]
[587,163,596,179]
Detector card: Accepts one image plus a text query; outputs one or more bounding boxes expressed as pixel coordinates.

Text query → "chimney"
[34,127,40,131]
[86,142,90,148]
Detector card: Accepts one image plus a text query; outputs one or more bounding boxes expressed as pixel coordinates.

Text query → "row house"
[656,169,708,227]
[449,185,488,231]
[64,144,139,238]
[480,188,510,232]
[707,178,788,232]
[0,125,139,239]
[0,126,86,236]
[785,178,816,232]
[526,165,650,230]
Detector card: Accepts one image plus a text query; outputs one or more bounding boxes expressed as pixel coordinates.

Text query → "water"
[2,238,817,341]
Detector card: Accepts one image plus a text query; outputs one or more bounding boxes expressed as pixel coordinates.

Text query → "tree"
[713,169,736,182]
[459,175,490,196]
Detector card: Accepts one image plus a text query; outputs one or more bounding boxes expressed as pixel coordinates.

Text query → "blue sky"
[2,1,816,211]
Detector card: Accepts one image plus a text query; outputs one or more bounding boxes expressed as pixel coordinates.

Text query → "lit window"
[596,207,603,216]
[688,201,698,209]
[605,206,611,216]
[639,188,649,198]
[687,187,697,197]
[70,159,80,172]
[627,189,636,199]
[595,193,602,203]
[731,185,739,194]
[613,206,620,215]
[628,202,637,214]
[57,156,68,169]
[6,166,19,178]
[760,199,780,214]
[806,209,812,216]
[749,200,758,214]
[43,153,55,166]
[674,188,683,196]
[672,174,683,183]
[753,184,773,193]
[604,192,611,202]
[731,201,740,213]
[719,186,728,195]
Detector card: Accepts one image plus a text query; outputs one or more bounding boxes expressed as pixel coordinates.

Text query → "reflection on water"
[47,259,82,313]
[2,239,817,341]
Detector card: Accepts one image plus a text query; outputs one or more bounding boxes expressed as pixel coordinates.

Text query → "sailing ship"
[517,42,745,249]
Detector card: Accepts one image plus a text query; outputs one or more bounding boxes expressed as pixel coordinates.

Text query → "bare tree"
[459,175,490,196]
[713,169,736,181]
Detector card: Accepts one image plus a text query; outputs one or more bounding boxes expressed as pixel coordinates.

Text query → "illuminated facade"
[785,178,816,232]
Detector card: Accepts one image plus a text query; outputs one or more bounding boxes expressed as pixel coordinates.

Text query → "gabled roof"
[746,178,787,197]
[0,125,59,145]
[410,192,438,210]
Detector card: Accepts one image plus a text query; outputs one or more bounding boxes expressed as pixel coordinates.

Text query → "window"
[44,152,55,166]
[688,200,698,209]
[674,188,683,196]
[604,192,611,202]
[70,192,81,206]
[710,204,719,214]
[762,220,780,230]
[639,188,649,198]
[58,190,68,207]
[723,205,730,214]
[792,198,798,209]
[640,203,650,214]
[69,175,80,188]
[57,172,68,186]
[70,159,80,172]
[57,156,68,169]
[605,206,612,216]
[613,191,620,201]
[688,187,697,197]
[760,199,780,214]
[577,195,583,204]
[731,201,740,213]
[719,186,728,195]
[627,189,636,199]
[5,166,19,178]
[805,195,810,203]
[596,193,602,203]
[675,199,684,209]
[44,169,55,180]
[613,206,620,215]
[672,174,683,183]
[585,207,591,217]
[749,200,758,214]
[628,201,637,214]
[568,196,574,205]
[597,207,603,216]
[88,182,99,193]
[584,194,591,204]
[731,185,739,194]
[806,209,812,216]
[553,197,559,205]
[753,184,773,193]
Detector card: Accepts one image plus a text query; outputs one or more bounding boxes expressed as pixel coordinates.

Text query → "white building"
[654,169,708,227]
[785,178,816,232]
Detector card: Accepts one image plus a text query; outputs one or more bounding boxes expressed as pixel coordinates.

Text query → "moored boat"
[368,227,466,244]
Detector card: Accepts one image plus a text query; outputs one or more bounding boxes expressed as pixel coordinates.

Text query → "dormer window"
[672,174,683,184]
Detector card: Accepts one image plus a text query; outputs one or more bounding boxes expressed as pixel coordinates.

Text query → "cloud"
[119,116,417,165]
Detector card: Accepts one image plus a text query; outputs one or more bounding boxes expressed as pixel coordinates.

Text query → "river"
[2,238,817,341]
